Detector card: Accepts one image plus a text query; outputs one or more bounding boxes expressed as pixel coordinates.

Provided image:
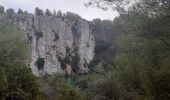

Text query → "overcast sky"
[0,0,119,21]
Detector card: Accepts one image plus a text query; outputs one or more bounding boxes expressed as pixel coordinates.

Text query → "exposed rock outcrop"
[8,13,95,76]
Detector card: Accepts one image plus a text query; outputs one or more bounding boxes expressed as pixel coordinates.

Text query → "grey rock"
[10,13,95,76]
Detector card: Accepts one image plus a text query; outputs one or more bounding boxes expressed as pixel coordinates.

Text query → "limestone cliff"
[8,13,95,76]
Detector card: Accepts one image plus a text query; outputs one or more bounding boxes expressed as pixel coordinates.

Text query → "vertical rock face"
[10,13,95,76]
[92,19,115,54]
[92,19,115,45]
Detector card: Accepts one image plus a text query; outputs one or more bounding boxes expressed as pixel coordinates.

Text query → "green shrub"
[0,18,42,100]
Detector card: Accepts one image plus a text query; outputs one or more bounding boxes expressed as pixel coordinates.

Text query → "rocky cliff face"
[9,13,95,76]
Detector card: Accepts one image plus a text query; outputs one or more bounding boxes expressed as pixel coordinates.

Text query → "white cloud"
[0,0,118,21]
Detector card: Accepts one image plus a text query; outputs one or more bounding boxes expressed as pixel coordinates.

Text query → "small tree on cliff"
[45,9,52,16]
[17,8,24,14]
[24,11,28,14]
[35,7,44,16]
[57,10,62,18]
[0,5,4,13]
[53,10,57,16]
[6,8,15,17]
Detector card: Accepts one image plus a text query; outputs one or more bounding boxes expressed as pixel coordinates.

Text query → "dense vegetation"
[0,17,42,100]
[1,0,170,100]
[41,1,170,100]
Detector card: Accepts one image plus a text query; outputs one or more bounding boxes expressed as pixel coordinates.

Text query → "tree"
[24,11,28,14]
[45,9,52,16]
[65,12,81,20]
[84,0,170,100]
[53,10,57,16]
[6,8,15,17]
[57,10,62,18]
[135,0,170,18]
[85,0,130,10]
[0,18,42,99]
[17,8,24,14]
[35,7,44,16]
[0,5,4,13]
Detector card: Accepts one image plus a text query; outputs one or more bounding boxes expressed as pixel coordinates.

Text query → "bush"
[18,9,24,14]
[35,7,44,16]
[42,74,89,100]
[0,18,42,99]
[45,9,52,16]
[6,8,15,17]
[57,10,62,18]
[0,5,4,13]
